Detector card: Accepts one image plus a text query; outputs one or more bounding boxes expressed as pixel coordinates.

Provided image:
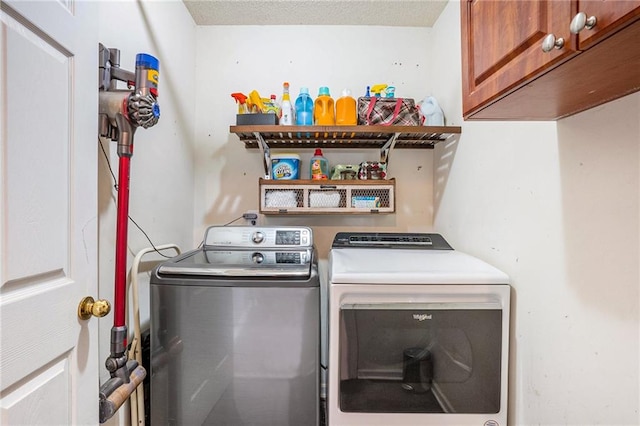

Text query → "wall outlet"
[242,210,259,226]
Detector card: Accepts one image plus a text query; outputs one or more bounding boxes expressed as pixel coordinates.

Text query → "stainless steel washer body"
[150,226,320,426]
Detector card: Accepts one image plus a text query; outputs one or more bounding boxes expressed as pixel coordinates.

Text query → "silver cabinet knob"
[570,12,597,34]
[542,33,565,52]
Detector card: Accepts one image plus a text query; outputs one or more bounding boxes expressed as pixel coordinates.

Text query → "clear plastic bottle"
[309,148,329,180]
[314,86,335,125]
[336,89,357,125]
[279,82,293,125]
[295,87,313,126]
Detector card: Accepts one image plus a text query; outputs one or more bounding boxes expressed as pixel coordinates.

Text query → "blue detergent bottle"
[295,87,314,126]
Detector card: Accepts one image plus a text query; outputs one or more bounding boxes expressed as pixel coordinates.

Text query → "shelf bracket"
[254,131,271,178]
[380,132,400,165]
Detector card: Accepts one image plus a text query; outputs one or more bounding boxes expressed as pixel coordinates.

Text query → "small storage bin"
[265,190,299,208]
[309,191,342,208]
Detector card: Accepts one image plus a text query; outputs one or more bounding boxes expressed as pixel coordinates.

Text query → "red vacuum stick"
[113,154,131,330]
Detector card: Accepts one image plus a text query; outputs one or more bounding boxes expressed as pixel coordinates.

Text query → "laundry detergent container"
[271,153,300,180]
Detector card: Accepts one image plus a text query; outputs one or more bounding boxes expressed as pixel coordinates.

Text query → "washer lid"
[329,248,509,284]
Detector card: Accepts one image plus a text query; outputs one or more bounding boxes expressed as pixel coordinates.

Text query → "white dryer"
[327,232,510,426]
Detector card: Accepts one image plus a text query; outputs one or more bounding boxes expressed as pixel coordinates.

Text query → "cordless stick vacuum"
[97,43,160,423]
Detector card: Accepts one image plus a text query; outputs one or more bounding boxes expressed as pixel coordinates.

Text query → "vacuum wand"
[98,44,160,423]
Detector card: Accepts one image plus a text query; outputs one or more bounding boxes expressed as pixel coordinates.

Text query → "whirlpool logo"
[413,313,432,321]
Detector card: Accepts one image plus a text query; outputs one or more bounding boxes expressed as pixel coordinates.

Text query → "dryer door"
[338,302,503,414]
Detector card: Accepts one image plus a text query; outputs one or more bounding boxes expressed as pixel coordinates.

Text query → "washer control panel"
[204,249,312,265]
[205,226,313,249]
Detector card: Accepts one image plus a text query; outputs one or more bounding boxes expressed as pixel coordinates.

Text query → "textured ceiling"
[183,0,449,27]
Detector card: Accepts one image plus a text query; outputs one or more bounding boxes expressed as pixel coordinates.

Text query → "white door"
[1,1,99,425]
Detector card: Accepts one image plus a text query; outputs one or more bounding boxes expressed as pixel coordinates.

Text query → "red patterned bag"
[357,97,421,126]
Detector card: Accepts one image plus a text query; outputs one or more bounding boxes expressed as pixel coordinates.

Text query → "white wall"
[432,2,639,425]
[97,1,196,423]
[194,25,438,258]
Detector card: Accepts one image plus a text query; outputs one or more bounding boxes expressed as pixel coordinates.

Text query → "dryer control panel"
[332,232,453,250]
[205,226,313,249]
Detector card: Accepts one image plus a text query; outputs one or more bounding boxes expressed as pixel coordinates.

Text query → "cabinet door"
[574,0,640,50]
[461,0,577,118]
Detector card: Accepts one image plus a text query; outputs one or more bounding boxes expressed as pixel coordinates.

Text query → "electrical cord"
[100,138,257,255]
[223,215,245,226]
[99,137,174,259]
[195,212,257,249]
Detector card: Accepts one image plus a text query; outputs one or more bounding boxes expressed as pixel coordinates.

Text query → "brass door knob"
[78,296,111,320]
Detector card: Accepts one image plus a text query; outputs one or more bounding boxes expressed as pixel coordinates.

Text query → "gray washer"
[150,226,320,426]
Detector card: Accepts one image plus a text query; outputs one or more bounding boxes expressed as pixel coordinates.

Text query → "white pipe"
[127,244,181,426]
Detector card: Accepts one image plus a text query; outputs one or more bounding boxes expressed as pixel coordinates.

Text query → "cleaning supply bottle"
[370,84,388,98]
[263,94,279,115]
[309,148,329,180]
[314,87,335,125]
[248,89,267,113]
[231,92,248,114]
[336,89,357,125]
[268,94,281,116]
[419,96,445,126]
[279,82,293,125]
[295,87,313,126]
[385,86,395,98]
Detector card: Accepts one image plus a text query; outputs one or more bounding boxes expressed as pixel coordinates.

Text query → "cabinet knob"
[541,33,565,53]
[570,12,597,34]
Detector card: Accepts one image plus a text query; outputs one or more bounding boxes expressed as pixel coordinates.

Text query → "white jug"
[418,96,445,126]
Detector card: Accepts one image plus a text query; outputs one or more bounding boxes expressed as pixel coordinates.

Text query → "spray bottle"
[231,93,248,114]
[248,90,267,113]
[370,84,388,98]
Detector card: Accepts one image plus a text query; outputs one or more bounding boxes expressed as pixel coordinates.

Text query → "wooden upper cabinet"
[461,0,640,120]
[575,0,640,49]
[462,0,576,117]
